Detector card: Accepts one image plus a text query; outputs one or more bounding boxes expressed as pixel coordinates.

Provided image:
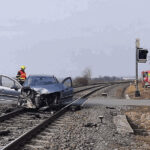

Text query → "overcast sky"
[0,0,150,78]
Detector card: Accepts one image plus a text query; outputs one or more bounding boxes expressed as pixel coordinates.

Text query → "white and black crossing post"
[135,39,148,97]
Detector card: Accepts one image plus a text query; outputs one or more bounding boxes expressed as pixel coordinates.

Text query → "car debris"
[0,130,10,136]
[106,106,115,109]
[83,123,97,127]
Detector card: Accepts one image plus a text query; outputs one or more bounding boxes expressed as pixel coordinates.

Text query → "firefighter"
[16,66,27,85]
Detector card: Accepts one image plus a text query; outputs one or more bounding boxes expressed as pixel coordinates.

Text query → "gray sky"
[0,0,150,78]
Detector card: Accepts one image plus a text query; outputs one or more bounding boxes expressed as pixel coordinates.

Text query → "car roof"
[28,75,55,78]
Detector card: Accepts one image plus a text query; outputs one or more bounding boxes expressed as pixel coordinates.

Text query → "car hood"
[30,84,63,94]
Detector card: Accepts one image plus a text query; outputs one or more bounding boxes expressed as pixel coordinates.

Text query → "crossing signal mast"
[135,39,149,97]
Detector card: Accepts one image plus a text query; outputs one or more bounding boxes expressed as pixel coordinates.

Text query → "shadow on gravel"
[126,116,148,136]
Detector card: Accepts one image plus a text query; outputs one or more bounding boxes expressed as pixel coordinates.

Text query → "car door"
[61,77,73,98]
[0,76,6,99]
[0,75,21,99]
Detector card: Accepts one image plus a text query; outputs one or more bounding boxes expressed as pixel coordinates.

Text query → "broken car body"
[18,75,73,108]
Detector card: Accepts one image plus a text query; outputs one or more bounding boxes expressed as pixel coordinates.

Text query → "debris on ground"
[0,130,10,136]
[83,123,97,127]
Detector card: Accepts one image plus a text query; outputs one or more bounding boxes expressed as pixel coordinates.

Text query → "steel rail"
[73,81,130,93]
[0,108,25,122]
[73,84,106,94]
[73,80,132,88]
[73,82,106,88]
[2,84,115,150]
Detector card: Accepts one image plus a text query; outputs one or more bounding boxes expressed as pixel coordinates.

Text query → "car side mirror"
[11,86,19,91]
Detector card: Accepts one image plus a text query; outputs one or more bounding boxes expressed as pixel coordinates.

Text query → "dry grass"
[136,136,150,143]
[125,106,150,148]
[125,84,150,147]
[125,83,150,99]
[126,106,150,113]
[126,106,150,131]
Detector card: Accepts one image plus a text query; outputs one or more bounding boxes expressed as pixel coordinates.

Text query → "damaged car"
[18,75,73,108]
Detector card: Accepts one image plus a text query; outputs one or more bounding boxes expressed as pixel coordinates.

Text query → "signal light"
[138,48,148,63]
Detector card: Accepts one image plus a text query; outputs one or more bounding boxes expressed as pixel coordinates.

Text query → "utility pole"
[135,38,140,97]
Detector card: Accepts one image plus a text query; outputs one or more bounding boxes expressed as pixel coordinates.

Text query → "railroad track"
[0,81,126,122]
[0,83,109,123]
[73,80,132,89]
[73,83,107,94]
[0,110,53,149]
[0,84,106,150]
[0,82,129,150]
[73,81,131,94]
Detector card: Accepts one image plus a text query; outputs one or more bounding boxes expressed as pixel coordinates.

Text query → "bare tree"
[73,67,92,86]
[73,76,89,86]
[82,67,92,80]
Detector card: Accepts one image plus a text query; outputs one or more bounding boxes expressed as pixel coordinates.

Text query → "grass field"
[125,82,150,99]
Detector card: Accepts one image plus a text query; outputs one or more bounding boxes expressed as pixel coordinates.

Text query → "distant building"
[122,77,135,80]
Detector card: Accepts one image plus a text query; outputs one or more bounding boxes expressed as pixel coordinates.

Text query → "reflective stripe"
[19,70,26,80]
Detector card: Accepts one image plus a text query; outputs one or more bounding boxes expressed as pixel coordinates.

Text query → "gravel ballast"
[23,105,143,150]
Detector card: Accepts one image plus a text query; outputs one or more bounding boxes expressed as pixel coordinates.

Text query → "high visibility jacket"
[17,70,26,80]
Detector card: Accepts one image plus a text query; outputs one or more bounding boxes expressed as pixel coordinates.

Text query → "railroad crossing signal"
[137,48,148,63]
[135,39,149,97]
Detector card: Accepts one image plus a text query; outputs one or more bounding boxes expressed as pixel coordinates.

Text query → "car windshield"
[24,76,57,86]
